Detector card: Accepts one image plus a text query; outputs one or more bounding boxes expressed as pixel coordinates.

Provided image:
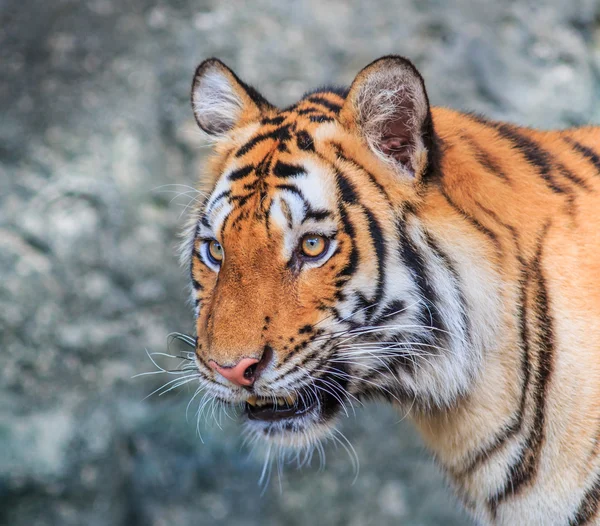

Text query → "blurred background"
[1,0,599,524]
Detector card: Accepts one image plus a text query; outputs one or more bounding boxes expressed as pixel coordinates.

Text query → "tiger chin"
[179,55,600,525]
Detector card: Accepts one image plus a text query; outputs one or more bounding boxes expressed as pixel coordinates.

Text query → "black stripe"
[459,260,531,479]
[489,224,554,512]
[331,142,391,201]
[275,185,331,229]
[396,218,445,337]
[337,204,358,279]
[302,209,331,223]
[363,207,387,321]
[556,162,593,192]
[228,165,254,181]
[461,134,511,183]
[296,107,326,117]
[205,190,231,215]
[235,125,292,157]
[378,299,406,320]
[569,473,600,525]
[441,189,502,256]
[307,95,342,113]
[564,137,600,175]
[273,161,306,178]
[274,183,303,198]
[309,115,334,123]
[296,130,315,151]
[261,115,286,126]
[468,115,565,191]
[229,192,253,205]
[451,204,533,478]
[478,119,566,194]
[335,171,359,204]
[423,230,470,343]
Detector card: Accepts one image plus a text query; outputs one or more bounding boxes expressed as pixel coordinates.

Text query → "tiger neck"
[404,183,519,459]
[402,114,594,522]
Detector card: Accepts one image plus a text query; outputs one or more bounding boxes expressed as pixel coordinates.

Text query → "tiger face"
[184,56,480,450]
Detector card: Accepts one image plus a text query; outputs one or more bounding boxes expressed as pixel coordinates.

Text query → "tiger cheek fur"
[180,56,600,525]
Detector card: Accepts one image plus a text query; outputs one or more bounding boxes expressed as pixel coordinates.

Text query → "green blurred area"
[1,0,599,524]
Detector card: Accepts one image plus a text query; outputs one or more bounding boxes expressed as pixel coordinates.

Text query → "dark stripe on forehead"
[296,130,315,151]
[274,186,334,227]
[296,108,324,116]
[235,125,293,158]
[307,95,342,113]
[228,165,254,181]
[261,115,286,126]
[205,190,231,216]
[309,115,334,123]
[274,183,303,198]
[302,209,331,223]
[273,161,306,178]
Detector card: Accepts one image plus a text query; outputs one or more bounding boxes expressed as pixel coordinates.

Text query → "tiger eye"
[300,235,327,258]
[208,240,224,262]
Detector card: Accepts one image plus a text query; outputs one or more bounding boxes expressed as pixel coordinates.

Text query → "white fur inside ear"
[192,68,244,136]
[355,67,428,178]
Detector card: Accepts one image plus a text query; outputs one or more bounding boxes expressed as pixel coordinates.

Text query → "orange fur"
[185,56,600,525]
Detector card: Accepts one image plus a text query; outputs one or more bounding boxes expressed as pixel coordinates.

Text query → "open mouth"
[242,368,348,426]
[245,392,318,422]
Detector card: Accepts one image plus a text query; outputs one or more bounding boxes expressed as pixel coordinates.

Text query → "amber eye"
[300,234,328,258]
[207,240,224,264]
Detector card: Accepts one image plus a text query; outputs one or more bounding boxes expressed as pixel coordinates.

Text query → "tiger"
[180,55,600,525]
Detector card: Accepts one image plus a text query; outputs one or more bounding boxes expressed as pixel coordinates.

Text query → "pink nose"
[208,357,260,387]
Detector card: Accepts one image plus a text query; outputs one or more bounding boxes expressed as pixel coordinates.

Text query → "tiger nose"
[208,357,261,387]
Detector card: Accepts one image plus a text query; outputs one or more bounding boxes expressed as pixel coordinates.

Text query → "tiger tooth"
[285,395,296,405]
[247,395,257,406]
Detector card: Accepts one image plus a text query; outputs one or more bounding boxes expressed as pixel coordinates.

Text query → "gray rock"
[2,0,598,524]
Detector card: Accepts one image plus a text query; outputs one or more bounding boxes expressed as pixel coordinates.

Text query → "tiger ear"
[340,56,436,181]
[191,58,273,137]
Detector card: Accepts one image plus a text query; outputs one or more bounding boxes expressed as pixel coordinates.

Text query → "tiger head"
[183,56,487,451]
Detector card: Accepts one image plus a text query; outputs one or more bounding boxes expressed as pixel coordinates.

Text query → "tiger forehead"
[203,91,345,215]
[235,89,346,158]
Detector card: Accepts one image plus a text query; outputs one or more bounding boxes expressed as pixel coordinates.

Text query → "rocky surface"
[1,0,599,524]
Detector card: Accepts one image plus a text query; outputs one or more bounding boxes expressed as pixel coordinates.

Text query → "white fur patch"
[354,65,428,178]
[192,68,244,137]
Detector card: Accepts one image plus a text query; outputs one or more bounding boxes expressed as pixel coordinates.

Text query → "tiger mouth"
[242,372,346,425]
[245,393,317,421]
